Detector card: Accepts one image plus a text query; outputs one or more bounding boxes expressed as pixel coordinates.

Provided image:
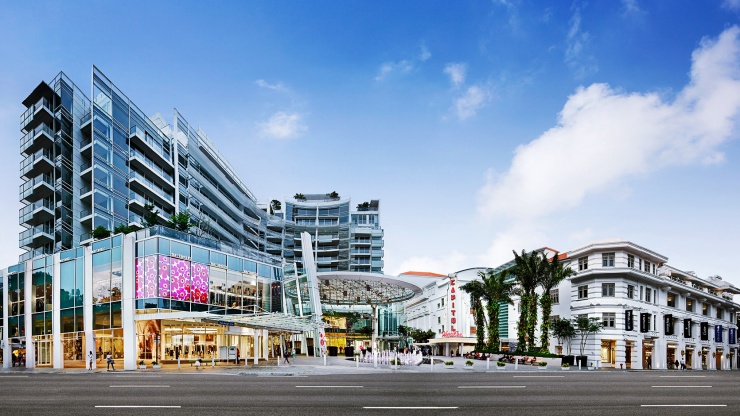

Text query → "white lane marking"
[651,386,711,388]
[96,406,181,408]
[296,385,363,388]
[114,375,162,378]
[0,376,29,378]
[364,407,458,410]
[659,376,706,378]
[641,405,726,407]
[513,376,564,378]
[458,386,526,389]
[109,385,170,388]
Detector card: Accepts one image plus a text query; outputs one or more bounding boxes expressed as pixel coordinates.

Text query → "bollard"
[578,360,581,370]
[177,357,180,370]
[356,355,359,368]
[487,358,490,370]
[431,355,434,372]
[515,360,518,370]
[211,356,215,367]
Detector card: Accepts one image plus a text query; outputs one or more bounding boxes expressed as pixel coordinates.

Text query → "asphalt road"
[0,370,738,415]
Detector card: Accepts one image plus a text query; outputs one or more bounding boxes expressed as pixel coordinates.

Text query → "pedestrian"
[106,352,114,371]
[680,359,686,370]
[175,348,180,361]
[674,359,679,370]
[647,356,652,369]
[283,348,291,364]
[87,351,94,371]
[236,348,240,365]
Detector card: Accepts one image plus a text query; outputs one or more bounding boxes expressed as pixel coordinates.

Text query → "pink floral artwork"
[158,255,170,298]
[170,257,191,301]
[144,255,158,298]
[135,258,142,299]
[191,262,209,304]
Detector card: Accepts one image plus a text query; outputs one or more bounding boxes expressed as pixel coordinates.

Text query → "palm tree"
[460,279,487,350]
[539,253,576,350]
[480,269,515,350]
[511,249,549,352]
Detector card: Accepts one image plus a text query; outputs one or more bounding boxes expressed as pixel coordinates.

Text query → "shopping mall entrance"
[600,339,616,368]
[685,346,694,368]
[642,340,654,369]
[666,344,677,369]
[715,348,723,370]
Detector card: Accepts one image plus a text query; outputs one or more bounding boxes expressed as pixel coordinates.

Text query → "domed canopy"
[316,271,422,306]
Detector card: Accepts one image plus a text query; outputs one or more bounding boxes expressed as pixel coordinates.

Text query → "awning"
[203,313,323,333]
[428,337,477,344]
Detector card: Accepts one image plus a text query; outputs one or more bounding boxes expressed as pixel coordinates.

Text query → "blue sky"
[1,1,740,285]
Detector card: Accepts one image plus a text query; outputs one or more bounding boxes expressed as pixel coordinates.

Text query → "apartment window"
[652,264,656,274]
[578,285,588,299]
[550,289,559,304]
[438,317,441,324]
[702,303,709,316]
[667,293,676,308]
[686,298,694,312]
[645,287,652,303]
[441,298,444,307]
[627,254,634,268]
[602,313,616,328]
[638,259,642,270]
[653,289,657,304]
[717,308,724,320]
[578,257,588,271]
[602,283,615,297]
[644,261,651,273]
[602,253,615,267]
[627,285,635,299]
[640,286,644,301]
[653,314,656,331]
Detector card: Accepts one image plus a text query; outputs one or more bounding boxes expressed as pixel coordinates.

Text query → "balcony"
[80,207,93,228]
[129,126,172,169]
[130,148,174,188]
[20,123,54,156]
[351,249,371,256]
[80,112,92,135]
[128,193,173,221]
[19,199,54,227]
[129,170,175,208]
[20,148,54,179]
[352,238,371,246]
[20,97,53,133]
[19,224,54,249]
[19,173,54,203]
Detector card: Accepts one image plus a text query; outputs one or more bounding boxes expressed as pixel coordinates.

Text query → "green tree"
[552,318,576,356]
[92,226,111,240]
[539,252,576,350]
[270,199,281,214]
[481,269,515,350]
[294,193,306,201]
[327,191,339,199]
[573,316,604,357]
[167,211,194,232]
[113,224,141,235]
[460,279,487,350]
[142,204,159,227]
[511,249,549,352]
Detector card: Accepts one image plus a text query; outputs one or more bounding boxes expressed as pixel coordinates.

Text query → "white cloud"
[723,0,740,11]
[564,5,597,79]
[443,63,467,88]
[391,250,471,276]
[478,26,740,221]
[454,85,490,120]
[374,60,414,81]
[255,79,287,92]
[419,43,431,62]
[257,111,307,140]
[621,0,641,14]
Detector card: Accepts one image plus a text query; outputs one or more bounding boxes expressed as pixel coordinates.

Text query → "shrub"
[561,363,570,367]
[151,361,159,366]
[538,361,548,367]
[465,360,474,366]
[444,361,454,366]
[138,360,145,366]
[497,361,506,367]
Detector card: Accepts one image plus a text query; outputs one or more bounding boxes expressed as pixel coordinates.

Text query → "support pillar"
[253,333,259,365]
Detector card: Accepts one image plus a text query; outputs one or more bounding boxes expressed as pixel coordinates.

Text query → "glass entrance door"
[36,340,52,366]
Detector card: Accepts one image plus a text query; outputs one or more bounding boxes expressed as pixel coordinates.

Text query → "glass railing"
[128,192,173,215]
[19,199,53,218]
[80,112,92,126]
[80,208,92,218]
[20,224,53,240]
[20,123,54,153]
[129,170,175,203]
[20,148,53,175]
[20,173,53,196]
[20,97,51,130]
[130,126,171,164]
[130,148,173,181]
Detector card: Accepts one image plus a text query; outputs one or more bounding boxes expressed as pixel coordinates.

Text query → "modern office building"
[19,66,283,264]
[276,195,384,273]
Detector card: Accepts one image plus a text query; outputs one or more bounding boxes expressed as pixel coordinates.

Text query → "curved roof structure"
[317,271,422,306]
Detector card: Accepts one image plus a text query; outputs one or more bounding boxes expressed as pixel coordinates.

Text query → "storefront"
[685,345,694,368]
[624,340,634,369]
[642,340,654,369]
[666,343,678,368]
[600,339,616,368]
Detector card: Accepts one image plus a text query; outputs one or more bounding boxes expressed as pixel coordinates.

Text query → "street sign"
[217,320,235,326]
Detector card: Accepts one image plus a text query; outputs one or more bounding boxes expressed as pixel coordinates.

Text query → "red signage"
[449,278,456,333]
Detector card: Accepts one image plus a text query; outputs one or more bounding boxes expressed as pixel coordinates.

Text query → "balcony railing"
[20,148,53,177]
[129,170,175,204]
[130,147,173,182]
[20,97,52,131]
[20,123,54,155]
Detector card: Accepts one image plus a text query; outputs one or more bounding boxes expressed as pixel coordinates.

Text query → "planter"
[575,356,588,368]
[445,365,455,369]
[138,365,147,370]
[538,366,547,370]
[562,355,576,366]
[152,364,161,370]
[464,366,474,370]
[496,365,506,370]
[561,367,570,371]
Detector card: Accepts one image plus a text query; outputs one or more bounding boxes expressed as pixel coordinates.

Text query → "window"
[602,313,616,328]
[667,293,676,308]
[653,314,656,331]
[578,257,588,271]
[602,253,615,267]
[602,283,615,297]
[645,287,652,303]
[627,285,635,299]
[717,308,724,320]
[652,264,656,274]
[627,254,634,268]
[653,289,657,304]
[686,298,694,312]
[640,286,644,301]
[578,285,588,299]
[702,303,709,316]
[644,261,651,273]
[550,289,559,305]
[438,317,441,324]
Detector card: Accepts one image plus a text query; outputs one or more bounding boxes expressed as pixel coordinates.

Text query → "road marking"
[296,385,363,388]
[641,405,726,407]
[364,407,458,410]
[659,376,706,378]
[114,375,162,378]
[458,386,526,389]
[0,376,29,378]
[651,386,711,388]
[96,406,181,408]
[110,385,170,388]
[513,376,564,378]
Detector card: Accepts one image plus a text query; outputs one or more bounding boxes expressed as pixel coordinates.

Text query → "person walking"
[106,352,114,371]
[236,348,240,365]
[680,359,686,370]
[674,359,679,370]
[283,348,291,364]
[646,356,652,370]
[87,351,94,371]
